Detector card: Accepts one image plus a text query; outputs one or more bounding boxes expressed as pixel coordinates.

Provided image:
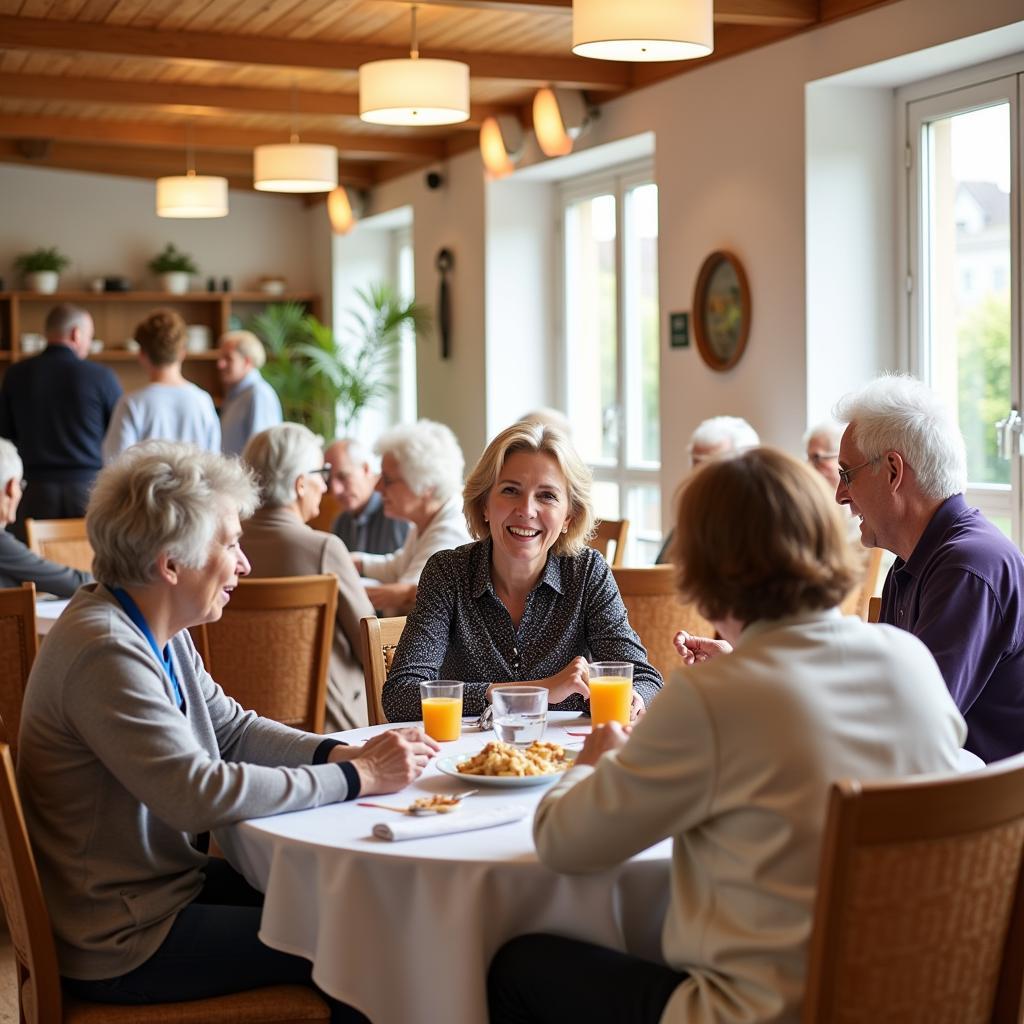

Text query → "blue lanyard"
[110,587,185,711]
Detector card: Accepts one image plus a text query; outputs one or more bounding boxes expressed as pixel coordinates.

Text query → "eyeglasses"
[307,464,331,483]
[837,458,877,488]
[807,452,839,466]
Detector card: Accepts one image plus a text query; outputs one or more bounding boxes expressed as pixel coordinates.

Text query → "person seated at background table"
[216,329,283,457]
[17,440,436,1019]
[654,414,760,564]
[325,437,409,557]
[0,437,91,595]
[383,420,662,722]
[487,446,964,1024]
[352,419,470,614]
[242,423,375,732]
[102,309,220,462]
[805,418,862,545]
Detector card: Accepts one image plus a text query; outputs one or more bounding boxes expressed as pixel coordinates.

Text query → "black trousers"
[63,859,369,1023]
[12,478,95,541]
[488,933,687,1024]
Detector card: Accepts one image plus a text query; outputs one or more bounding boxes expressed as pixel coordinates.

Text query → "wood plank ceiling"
[0,0,897,192]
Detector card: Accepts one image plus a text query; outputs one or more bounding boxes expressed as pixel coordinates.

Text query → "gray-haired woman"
[242,422,375,731]
[17,440,437,1018]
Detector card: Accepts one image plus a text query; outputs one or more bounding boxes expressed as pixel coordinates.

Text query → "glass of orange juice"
[419,681,464,742]
[588,662,633,726]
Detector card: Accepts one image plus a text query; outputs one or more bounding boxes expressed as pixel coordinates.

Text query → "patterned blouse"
[382,539,663,722]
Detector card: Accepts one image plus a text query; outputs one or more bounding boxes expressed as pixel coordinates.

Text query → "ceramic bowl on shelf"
[259,277,287,296]
[186,325,211,353]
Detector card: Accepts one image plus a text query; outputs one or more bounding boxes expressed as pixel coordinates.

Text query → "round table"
[218,712,672,1024]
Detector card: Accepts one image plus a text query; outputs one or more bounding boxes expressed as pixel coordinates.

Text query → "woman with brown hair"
[488,446,965,1024]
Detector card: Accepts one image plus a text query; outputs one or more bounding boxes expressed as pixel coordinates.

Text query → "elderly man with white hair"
[834,374,1024,763]
[216,330,283,457]
[352,420,471,614]
[0,437,91,595]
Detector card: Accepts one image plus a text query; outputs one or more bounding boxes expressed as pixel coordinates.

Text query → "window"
[906,72,1017,540]
[560,165,660,564]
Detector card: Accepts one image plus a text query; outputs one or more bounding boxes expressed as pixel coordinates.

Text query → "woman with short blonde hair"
[383,420,661,722]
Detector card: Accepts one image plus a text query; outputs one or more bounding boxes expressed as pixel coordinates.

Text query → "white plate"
[435,752,575,788]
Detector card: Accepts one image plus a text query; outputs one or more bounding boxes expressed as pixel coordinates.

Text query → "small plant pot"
[160,272,190,295]
[26,271,59,294]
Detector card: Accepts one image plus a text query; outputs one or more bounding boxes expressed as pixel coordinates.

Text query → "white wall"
[0,163,315,292]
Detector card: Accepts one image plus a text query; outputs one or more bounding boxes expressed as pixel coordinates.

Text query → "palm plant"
[249,284,431,441]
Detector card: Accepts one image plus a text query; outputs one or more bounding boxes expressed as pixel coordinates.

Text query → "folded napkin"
[372,805,528,842]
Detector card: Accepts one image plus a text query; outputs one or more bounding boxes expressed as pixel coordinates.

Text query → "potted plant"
[148,243,199,295]
[250,284,432,441]
[14,246,71,294]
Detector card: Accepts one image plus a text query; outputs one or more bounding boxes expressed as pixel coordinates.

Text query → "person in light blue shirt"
[217,330,283,457]
[102,309,220,462]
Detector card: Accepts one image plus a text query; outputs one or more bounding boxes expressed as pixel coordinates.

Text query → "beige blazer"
[242,505,374,731]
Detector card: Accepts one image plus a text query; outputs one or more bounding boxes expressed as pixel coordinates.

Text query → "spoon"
[358,790,478,816]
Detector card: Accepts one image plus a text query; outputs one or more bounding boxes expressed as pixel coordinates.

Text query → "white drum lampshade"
[156,173,228,218]
[253,143,338,193]
[479,114,524,179]
[359,57,470,126]
[572,0,714,62]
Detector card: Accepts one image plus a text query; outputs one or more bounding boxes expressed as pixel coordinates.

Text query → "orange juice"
[421,697,463,741]
[589,677,632,725]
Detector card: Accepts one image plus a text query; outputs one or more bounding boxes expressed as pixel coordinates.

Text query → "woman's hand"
[344,728,440,795]
[577,722,630,767]
[629,690,646,722]
[538,656,591,705]
[673,630,733,665]
[365,582,417,614]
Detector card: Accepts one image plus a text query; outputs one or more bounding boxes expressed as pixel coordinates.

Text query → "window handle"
[996,408,1022,459]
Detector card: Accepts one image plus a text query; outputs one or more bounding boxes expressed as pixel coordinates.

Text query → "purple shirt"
[881,494,1024,763]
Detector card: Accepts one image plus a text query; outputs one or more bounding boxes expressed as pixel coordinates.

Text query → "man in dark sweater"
[0,304,121,537]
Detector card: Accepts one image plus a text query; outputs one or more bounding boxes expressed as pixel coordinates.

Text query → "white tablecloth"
[35,597,70,636]
[219,713,672,1024]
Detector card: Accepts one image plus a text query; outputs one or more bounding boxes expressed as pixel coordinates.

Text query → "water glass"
[491,686,548,746]
[419,681,464,742]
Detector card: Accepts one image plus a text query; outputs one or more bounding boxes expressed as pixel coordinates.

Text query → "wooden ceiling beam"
[0,15,629,91]
[0,72,506,129]
[0,113,445,160]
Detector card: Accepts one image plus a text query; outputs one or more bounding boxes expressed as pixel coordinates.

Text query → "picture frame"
[692,251,751,372]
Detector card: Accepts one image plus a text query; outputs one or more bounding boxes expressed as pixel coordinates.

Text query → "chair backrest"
[24,517,94,575]
[803,753,1024,1023]
[0,735,64,1024]
[0,584,38,762]
[360,615,407,726]
[839,547,885,620]
[589,519,629,567]
[193,576,337,733]
[867,596,882,624]
[611,565,712,681]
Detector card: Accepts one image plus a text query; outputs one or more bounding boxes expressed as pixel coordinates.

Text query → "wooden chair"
[589,519,629,567]
[611,565,713,682]
[360,615,407,726]
[24,518,94,575]
[192,576,337,733]
[839,547,885,620]
[0,736,331,1024]
[867,596,882,624]
[802,753,1024,1023]
[0,583,37,762]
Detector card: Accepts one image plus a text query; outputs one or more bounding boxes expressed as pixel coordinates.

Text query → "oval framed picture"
[692,251,751,372]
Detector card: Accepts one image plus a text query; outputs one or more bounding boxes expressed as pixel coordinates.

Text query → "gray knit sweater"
[17,583,352,980]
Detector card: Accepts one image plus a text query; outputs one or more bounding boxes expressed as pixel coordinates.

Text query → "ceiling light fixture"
[156,127,228,218]
[572,0,714,62]
[479,114,523,179]
[327,186,359,234]
[532,87,592,158]
[254,83,338,193]
[359,6,470,126]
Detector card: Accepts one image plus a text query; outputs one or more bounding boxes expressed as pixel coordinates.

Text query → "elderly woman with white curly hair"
[242,422,375,731]
[17,441,437,1018]
[352,419,471,613]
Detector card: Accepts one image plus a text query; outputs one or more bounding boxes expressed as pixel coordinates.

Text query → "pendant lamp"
[479,115,524,179]
[156,127,228,218]
[360,6,469,126]
[253,139,338,193]
[572,0,714,62]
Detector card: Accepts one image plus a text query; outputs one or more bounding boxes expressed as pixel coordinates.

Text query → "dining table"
[218,711,673,1024]
[34,595,70,636]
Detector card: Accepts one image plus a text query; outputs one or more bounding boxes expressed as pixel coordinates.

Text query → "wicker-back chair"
[24,518,94,575]
[611,565,712,681]
[192,576,337,733]
[0,583,37,762]
[360,615,407,726]
[803,753,1024,1022]
[839,547,885,620]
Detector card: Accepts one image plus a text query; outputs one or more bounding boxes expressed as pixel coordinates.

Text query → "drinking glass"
[588,662,633,726]
[419,681,464,742]
[492,686,548,746]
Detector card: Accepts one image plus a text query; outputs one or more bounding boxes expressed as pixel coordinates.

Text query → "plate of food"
[436,740,576,788]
